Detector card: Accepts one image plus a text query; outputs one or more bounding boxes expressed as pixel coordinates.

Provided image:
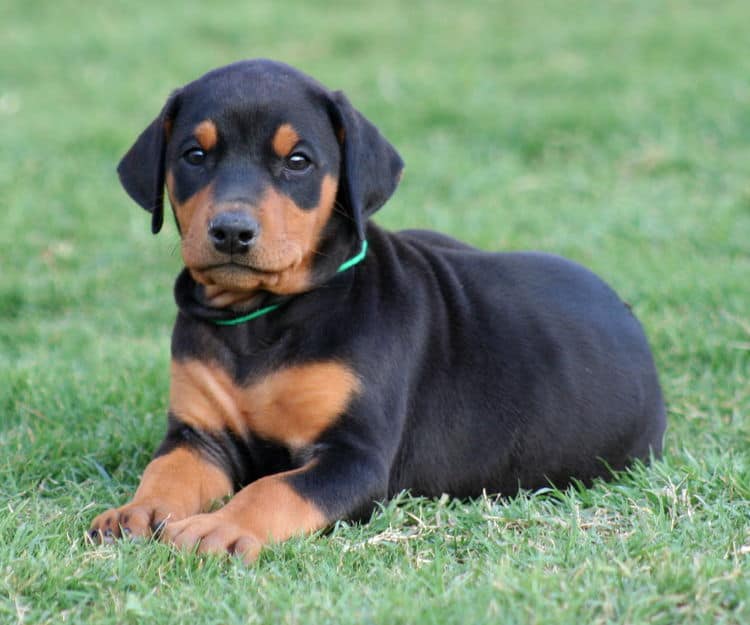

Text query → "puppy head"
[117,59,403,297]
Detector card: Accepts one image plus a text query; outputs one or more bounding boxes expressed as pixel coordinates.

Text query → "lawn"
[1,0,749,623]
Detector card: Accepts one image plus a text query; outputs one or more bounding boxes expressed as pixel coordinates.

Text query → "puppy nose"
[208,211,259,254]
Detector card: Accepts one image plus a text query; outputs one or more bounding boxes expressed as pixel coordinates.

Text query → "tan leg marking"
[162,465,326,563]
[89,447,232,542]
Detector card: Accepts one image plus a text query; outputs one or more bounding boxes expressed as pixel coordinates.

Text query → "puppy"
[90,59,666,562]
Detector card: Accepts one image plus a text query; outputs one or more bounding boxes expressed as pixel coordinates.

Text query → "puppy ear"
[328,91,404,240]
[117,90,181,234]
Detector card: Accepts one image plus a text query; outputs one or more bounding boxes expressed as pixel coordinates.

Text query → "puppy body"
[90,60,665,561]
[172,226,663,512]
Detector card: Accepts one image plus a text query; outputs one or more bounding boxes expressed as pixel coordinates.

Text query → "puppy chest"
[169,359,361,449]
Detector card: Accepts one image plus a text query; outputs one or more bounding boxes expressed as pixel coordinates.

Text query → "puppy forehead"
[184,58,326,101]
[176,96,330,150]
[175,63,331,140]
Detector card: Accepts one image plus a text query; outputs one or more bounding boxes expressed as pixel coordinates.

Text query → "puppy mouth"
[202,261,275,275]
[185,243,306,292]
[198,258,298,276]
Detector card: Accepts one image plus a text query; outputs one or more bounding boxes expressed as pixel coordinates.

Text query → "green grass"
[1,0,749,623]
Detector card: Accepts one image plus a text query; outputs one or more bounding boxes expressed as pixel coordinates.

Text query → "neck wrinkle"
[201,284,264,311]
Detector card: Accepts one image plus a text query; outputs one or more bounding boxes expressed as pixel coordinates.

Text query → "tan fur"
[165,172,214,240]
[161,464,327,563]
[248,174,337,293]
[170,359,361,449]
[271,123,300,157]
[132,447,232,512]
[194,119,218,151]
[221,464,327,542]
[201,284,259,309]
[168,172,338,296]
[88,447,233,539]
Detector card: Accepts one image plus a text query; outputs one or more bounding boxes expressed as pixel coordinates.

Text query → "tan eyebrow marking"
[272,123,300,158]
[194,120,218,150]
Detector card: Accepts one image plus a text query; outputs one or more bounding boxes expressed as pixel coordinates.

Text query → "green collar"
[210,240,368,326]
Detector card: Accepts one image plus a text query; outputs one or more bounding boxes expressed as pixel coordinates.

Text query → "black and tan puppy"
[90,59,666,562]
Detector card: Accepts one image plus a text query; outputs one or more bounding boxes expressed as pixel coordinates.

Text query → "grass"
[1,0,749,623]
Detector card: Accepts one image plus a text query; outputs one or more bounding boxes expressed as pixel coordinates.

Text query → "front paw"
[161,512,263,564]
[88,501,186,544]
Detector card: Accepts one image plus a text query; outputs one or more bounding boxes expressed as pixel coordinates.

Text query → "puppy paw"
[88,501,185,544]
[161,512,263,564]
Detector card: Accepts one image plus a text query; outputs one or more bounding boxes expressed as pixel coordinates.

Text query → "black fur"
[117,91,181,234]
[119,59,666,524]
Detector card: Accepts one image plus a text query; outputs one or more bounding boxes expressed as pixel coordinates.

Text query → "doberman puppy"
[89,59,666,563]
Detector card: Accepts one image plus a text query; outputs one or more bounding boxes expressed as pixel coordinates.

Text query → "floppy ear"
[117,90,181,234]
[328,91,404,240]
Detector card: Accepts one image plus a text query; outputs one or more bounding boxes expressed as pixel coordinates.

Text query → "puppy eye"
[285,152,311,172]
[183,147,206,166]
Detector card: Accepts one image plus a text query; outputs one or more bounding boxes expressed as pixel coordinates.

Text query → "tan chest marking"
[170,359,361,448]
